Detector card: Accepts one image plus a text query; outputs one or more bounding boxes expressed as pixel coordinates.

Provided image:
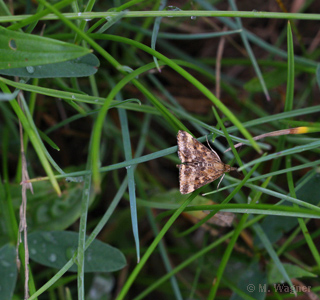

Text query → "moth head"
[225,164,238,173]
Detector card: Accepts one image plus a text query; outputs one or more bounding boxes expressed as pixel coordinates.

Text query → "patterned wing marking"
[177,130,221,164]
[178,163,225,194]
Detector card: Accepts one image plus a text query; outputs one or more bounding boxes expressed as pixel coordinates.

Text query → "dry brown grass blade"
[215,26,228,99]
[16,95,33,300]
[224,127,310,153]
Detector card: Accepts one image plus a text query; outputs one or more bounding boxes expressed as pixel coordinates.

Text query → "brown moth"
[177,130,237,194]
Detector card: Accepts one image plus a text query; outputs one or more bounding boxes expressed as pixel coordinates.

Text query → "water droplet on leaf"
[26,66,35,74]
[48,253,57,262]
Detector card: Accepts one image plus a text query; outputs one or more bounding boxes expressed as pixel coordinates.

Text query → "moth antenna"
[217,174,225,190]
[206,134,221,160]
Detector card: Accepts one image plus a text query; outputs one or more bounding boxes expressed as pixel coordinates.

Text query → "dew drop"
[165,6,182,18]
[1,260,10,267]
[42,232,54,242]
[48,253,57,262]
[26,66,35,74]
[191,16,196,20]
[78,12,82,17]
[166,5,182,11]
[86,251,92,261]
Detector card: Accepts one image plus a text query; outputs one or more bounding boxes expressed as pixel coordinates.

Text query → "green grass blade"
[238,140,320,172]
[229,0,270,101]
[90,33,260,152]
[118,105,140,262]
[285,21,294,112]
[116,189,204,300]
[0,82,61,195]
[286,157,320,270]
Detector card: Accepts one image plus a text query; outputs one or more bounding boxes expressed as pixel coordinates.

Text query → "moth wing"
[179,164,224,194]
[177,130,220,163]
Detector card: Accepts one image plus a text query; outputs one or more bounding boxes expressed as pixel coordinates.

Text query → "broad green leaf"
[268,263,317,284]
[221,257,250,286]
[0,244,17,300]
[27,182,86,231]
[0,180,90,240]
[231,262,267,300]
[0,26,91,69]
[255,171,320,247]
[28,231,126,272]
[0,54,99,78]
